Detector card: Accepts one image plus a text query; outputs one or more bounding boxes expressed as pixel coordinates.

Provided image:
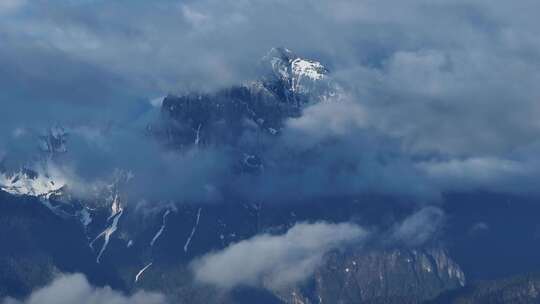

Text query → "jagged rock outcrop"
[274,247,465,304]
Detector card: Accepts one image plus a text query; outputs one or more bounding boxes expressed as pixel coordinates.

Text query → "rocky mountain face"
[0,48,469,303]
[0,192,466,304]
[431,273,540,304]
[0,191,120,300]
[273,248,465,304]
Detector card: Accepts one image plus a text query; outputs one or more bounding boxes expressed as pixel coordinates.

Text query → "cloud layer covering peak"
[1,0,540,204]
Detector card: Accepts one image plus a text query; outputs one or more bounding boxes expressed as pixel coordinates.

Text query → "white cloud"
[284,100,369,148]
[419,157,528,182]
[11,127,27,139]
[191,222,369,290]
[2,273,167,304]
[180,5,210,28]
[392,207,445,247]
[0,0,26,14]
[416,156,540,194]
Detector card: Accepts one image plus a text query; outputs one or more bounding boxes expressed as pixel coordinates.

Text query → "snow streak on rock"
[90,210,123,264]
[150,209,171,247]
[184,208,202,253]
[135,262,153,283]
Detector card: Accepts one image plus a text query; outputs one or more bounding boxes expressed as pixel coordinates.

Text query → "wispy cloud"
[191,222,369,290]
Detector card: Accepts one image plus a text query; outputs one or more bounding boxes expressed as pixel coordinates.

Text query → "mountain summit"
[159,48,340,149]
[262,47,329,93]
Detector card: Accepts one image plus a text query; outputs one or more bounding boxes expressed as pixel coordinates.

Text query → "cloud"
[469,222,489,237]
[417,154,540,195]
[230,99,440,202]
[282,99,370,149]
[2,273,167,304]
[391,207,445,247]
[0,0,25,14]
[1,0,540,204]
[0,95,233,203]
[65,127,232,202]
[192,212,447,292]
[191,222,369,290]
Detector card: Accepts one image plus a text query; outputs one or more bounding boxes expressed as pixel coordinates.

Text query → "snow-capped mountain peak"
[290,58,328,94]
[260,47,336,99]
[262,47,327,83]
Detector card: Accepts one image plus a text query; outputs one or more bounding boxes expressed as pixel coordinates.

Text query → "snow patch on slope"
[261,47,340,103]
[0,169,65,198]
[292,58,326,81]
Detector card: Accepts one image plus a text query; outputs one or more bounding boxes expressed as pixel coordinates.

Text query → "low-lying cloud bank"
[191,222,369,290]
[191,208,442,291]
[2,273,167,304]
